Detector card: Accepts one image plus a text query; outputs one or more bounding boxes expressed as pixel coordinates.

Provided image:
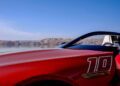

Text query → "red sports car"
[0,31,120,86]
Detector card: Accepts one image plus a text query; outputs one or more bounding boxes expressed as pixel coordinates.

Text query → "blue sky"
[0,0,120,40]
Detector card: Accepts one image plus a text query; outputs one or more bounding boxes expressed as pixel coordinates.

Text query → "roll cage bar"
[62,31,120,48]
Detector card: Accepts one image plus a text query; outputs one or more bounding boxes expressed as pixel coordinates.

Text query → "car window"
[76,35,105,45]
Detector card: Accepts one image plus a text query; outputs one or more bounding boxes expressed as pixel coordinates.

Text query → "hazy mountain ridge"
[0,37,103,48]
[0,38,73,48]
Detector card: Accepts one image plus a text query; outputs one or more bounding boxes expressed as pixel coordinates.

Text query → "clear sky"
[0,0,120,40]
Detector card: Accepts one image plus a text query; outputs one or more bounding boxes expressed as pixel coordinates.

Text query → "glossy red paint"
[115,54,120,77]
[0,49,115,86]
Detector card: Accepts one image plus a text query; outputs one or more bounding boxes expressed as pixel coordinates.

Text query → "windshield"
[62,31,120,50]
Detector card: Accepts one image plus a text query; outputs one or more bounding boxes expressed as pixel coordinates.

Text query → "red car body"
[0,31,120,86]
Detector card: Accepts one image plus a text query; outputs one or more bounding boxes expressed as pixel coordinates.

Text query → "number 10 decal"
[87,56,113,73]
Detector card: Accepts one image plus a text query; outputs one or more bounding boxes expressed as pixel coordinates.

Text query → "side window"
[76,35,105,45]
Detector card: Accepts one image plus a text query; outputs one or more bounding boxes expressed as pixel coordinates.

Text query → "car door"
[72,51,115,86]
[68,35,117,86]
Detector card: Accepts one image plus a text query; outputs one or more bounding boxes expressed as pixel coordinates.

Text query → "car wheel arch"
[16,75,76,86]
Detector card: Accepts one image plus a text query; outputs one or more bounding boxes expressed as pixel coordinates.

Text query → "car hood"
[0,49,113,67]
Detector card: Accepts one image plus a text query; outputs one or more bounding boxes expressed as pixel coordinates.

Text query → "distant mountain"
[0,38,73,48]
[0,37,103,48]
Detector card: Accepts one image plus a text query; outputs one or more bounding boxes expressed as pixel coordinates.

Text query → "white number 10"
[87,56,113,73]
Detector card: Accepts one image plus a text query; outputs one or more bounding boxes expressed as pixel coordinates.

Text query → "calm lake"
[0,47,48,54]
